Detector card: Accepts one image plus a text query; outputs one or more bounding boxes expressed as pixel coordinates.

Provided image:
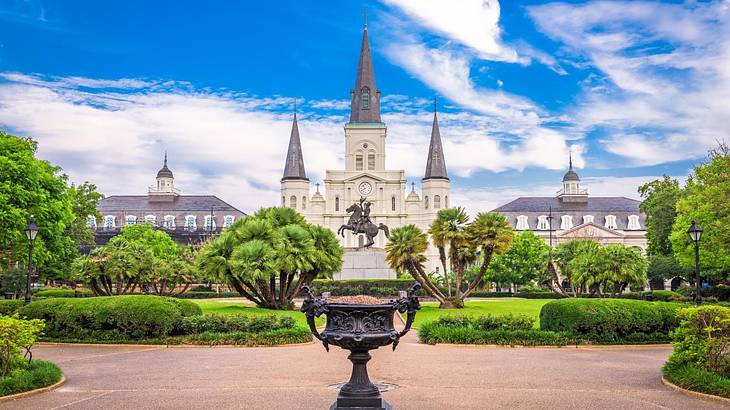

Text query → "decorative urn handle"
[300,285,330,351]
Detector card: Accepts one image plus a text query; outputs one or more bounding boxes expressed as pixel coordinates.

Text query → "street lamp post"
[687,220,703,305]
[24,216,39,306]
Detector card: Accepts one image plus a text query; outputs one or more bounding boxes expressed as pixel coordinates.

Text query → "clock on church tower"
[358,181,372,196]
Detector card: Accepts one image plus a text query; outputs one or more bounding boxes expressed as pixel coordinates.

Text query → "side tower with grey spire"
[421,98,450,213]
[344,22,387,173]
[281,111,311,211]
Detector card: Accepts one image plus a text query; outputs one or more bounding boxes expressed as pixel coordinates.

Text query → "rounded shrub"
[540,298,684,343]
[33,288,94,299]
[0,300,23,316]
[19,295,202,340]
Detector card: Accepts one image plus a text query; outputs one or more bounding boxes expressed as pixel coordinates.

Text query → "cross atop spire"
[423,98,449,181]
[349,23,381,123]
[282,112,308,181]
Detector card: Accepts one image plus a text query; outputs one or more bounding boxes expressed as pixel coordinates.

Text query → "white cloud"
[528,0,730,166]
[0,73,584,212]
[382,0,521,63]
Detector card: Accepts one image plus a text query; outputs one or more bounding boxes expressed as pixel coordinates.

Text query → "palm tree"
[385,224,448,306]
[462,212,515,299]
[429,207,469,297]
[601,244,648,295]
[197,207,343,309]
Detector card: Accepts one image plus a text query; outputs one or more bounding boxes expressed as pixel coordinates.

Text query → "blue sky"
[1,0,728,212]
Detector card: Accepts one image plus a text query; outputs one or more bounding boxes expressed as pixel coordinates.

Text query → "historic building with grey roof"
[90,154,245,247]
[280,24,450,277]
[492,158,647,251]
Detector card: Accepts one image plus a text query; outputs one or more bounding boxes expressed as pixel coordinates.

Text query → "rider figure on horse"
[356,197,372,233]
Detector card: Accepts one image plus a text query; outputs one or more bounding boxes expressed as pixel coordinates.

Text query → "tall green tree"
[487,231,549,292]
[197,207,342,309]
[0,132,75,278]
[670,143,730,279]
[639,176,682,256]
[65,182,103,246]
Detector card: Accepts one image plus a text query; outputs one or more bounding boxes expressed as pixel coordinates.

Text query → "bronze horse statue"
[337,201,390,247]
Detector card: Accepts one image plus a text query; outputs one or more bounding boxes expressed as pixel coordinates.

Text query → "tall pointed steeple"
[349,22,381,123]
[281,112,308,181]
[423,98,449,181]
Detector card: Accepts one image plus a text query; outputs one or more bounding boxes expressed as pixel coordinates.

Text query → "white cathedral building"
[280,25,449,277]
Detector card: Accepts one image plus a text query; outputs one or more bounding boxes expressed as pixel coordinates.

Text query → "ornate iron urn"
[301,283,421,410]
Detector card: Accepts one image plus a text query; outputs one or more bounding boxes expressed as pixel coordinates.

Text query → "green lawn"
[413,298,553,328]
[193,299,322,327]
[194,298,553,329]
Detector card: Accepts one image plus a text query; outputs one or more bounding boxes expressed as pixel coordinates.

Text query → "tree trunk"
[438,246,451,297]
[462,245,494,299]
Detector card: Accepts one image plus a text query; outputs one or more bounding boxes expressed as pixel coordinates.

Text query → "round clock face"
[358,182,373,196]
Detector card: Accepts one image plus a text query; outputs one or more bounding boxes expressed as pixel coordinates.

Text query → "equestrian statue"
[337,197,390,248]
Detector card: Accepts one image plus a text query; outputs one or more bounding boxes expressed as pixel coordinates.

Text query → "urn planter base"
[301,283,421,410]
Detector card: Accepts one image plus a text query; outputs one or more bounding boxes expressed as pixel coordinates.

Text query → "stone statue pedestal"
[334,248,396,280]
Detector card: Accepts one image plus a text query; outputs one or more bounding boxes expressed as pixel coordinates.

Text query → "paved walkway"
[3,335,725,410]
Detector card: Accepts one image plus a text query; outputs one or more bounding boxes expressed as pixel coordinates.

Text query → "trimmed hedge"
[419,323,576,346]
[309,279,424,297]
[178,314,297,335]
[19,295,202,340]
[0,300,22,316]
[0,359,63,397]
[170,327,312,346]
[33,288,94,299]
[175,291,240,299]
[615,290,682,302]
[540,298,684,343]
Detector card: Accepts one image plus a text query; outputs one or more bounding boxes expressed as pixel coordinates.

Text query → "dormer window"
[224,215,235,228]
[627,215,641,230]
[145,215,156,225]
[361,87,370,110]
[537,215,550,230]
[605,215,617,230]
[86,215,97,228]
[583,215,594,225]
[560,215,573,230]
[163,215,175,229]
[185,215,197,231]
[204,215,216,231]
[104,215,115,229]
[516,215,529,230]
[126,215,137,226]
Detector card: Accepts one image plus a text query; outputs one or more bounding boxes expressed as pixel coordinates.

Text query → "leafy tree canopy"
[487,231,549,288]
[639,175,682,256]
[0,132,75,278]
[670,144,730,279]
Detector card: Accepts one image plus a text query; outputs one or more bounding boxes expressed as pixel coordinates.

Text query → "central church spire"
[349,24,381,124]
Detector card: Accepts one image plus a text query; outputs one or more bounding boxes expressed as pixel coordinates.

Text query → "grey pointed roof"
[281,113,308,181]
[563,155,579,182]
[349,26,381,124]
[423,102,449,181]
[157,152,174,179]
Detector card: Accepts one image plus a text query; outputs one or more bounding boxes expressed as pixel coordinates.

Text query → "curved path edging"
[0,375,65,402]
[661,376,730,404]
[37,340,316,349]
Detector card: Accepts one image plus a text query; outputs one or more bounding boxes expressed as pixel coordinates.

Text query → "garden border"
[0,375,65,402]
[429,343,671,349]
[661,376,730,404]
[36,340,316,348]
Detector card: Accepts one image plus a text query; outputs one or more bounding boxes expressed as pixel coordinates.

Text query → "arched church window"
[424,196,429,210]
[355,153,364,171]
[335,196,340,212]
[361,87,370,109]
[434,195,441,209]
[282,196,285,207]
[302,196,307,210]
[368,153,375,170]
[391,196,396,211]
[290,195,297,209]
[445,195,449,208]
